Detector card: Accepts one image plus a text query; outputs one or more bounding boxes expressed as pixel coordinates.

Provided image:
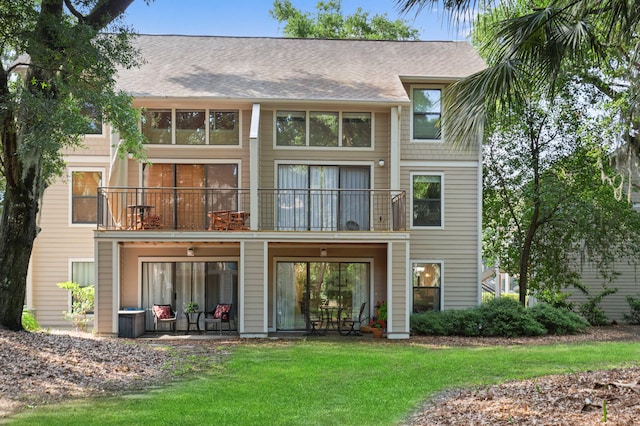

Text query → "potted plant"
[184,301,199,314]
[370,318,385,338]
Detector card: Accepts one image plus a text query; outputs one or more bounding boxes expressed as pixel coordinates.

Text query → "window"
[277,165,370,231]
[342,113,371,147]
[412,88,441,140]
[276,110,372,148]
[412,262,441,312]
[81,104,103,135]
[412,174,442,227]
[176,110,205,145]
[142,109,172,144]
[210,111,239,145]
[142,108,240,145]
[276,111,306,146]
[71,171,102,224]
[309,112,338,147]
[72,261,95,314]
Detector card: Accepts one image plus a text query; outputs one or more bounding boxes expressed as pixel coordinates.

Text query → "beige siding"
[30,161,107,329]
[95,241,114,334]
[402,165,480,310]
[570,261,640,322]
[243,241,266,334]
[389,241,408,334]
[62,125,112,157]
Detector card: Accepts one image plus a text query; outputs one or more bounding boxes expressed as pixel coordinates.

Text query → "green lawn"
[8,340,640,425]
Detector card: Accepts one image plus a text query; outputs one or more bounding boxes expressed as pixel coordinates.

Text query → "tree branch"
[63,0,85,22]
[85,0,135,31]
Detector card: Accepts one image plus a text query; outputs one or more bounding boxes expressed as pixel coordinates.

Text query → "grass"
[8,340,640,425]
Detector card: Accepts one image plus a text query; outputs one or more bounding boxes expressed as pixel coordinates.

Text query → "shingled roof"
[117,35,485,104]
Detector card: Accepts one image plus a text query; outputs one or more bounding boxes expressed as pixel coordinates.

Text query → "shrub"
[530,303,588,335]
[574,283,617,326]
[21,309,41,332]
[410,311,450,335]
[479,297,546,337]
[623,294,640,325]
[57,281,95,331]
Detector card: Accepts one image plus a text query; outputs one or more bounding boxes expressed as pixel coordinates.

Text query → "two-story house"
[27,35,485,338]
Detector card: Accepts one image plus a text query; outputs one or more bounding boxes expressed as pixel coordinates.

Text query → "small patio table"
[184,311,203,334]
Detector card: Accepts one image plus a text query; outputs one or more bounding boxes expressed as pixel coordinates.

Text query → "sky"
[123,0,469,41]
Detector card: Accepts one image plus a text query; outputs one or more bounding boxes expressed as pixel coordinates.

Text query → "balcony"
[97,187,405,232]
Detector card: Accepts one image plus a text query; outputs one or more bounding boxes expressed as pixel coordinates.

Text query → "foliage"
[529,303,589,335]
[21,309,40,332]
[411,298,590,336]
[374,300,387,321]
[0,1,144,330]
[479,297,547,337]
[574,283,617,326]
[623,294,640,325]
[57,281,95,332]
[270,0,419,40]
[183,301,199,314]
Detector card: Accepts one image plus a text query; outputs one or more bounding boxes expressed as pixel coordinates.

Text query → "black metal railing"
[97,187,405,232]
[258,188,405,232]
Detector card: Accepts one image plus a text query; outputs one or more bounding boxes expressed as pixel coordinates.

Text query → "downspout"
[249,104,260,231]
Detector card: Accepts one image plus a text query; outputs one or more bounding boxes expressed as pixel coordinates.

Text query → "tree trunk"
[0,166,42,331]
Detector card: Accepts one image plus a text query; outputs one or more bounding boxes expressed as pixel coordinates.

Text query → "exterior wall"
[242,241,267,336]
[95,240,114,334]
[401,164,480,310]
[570,260,640,322]
[30,158,109,329]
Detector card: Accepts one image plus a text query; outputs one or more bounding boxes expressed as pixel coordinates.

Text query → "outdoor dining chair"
[152,304,177,334]
[203,303,232,335]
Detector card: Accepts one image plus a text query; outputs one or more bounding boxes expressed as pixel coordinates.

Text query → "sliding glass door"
[142,261,237,330]
[275,261,369,331]
[277,165,370,231]
[142,163,238,229]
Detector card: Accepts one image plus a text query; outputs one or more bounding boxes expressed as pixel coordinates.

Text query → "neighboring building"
[570,146,640,322]
[27,35,485,338]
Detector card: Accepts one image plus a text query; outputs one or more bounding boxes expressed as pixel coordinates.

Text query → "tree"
[271,0,419,40]
[0,1,145,331]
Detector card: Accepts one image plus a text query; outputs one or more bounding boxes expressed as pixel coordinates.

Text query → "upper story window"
[276,110,372,148]
[411,173,443,228]
[81,104,103,135]
[71,170,102,224]
[176,110,205,145]
[142,108,240,145]
[412,88,441,141]
[210,111,239,145]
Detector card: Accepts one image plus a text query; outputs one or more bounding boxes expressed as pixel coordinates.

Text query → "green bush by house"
[410,298,589,337]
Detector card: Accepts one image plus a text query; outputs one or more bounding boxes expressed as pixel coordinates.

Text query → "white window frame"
[68,167,104,227]
[410,171,444,230]
[410,85,443,143]
[141,108,242,147]
[273,110,375,151]
[67,258,95,314]
[411,260,444,312]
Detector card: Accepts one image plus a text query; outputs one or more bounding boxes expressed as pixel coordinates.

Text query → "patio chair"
[152,304,177,334]
[338,302,368,336]
[204,303,232,335]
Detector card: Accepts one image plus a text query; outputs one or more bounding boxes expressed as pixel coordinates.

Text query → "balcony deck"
[97,187,406,232]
